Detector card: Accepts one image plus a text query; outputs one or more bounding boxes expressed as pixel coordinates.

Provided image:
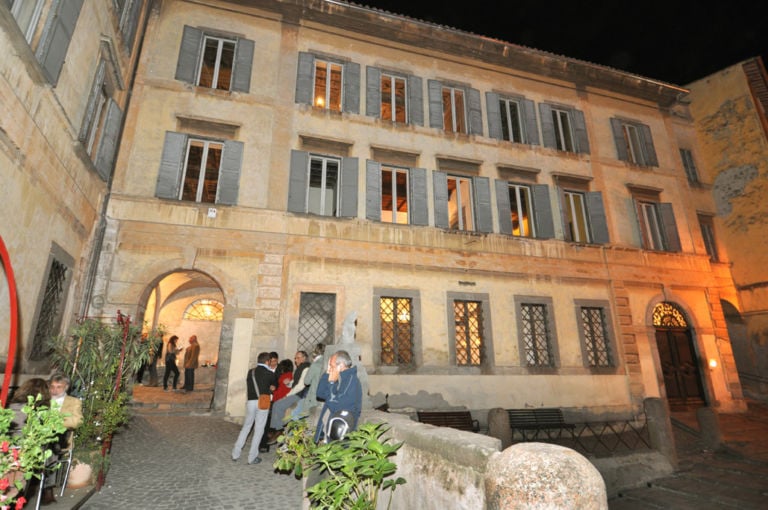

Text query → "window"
[29,248,72,361]
[508,184,535,237]
[680,149,700,184]
[175,26,254,93]
[499,98,524,142]
[365,67,423,125]
[380,166,409,224]
[636,201,665,250]
[115,0,142,51]
[578,305,613,368]
[559,187,609,244]
[610,118,658,166]
[454,300,483,366]
[155,131,243,205]
[297,292,336,354]
[287,150,359,217]
[539,103,590,154]
[379,297,414,366]
[495,181,555,238]
[516,297,558,368]
[486,93,539,145]
[427,80,483,135]
[447,175,474,231]
[699,215,718,261]
[365,161,428,226]
[631,191,681,252]
[183,299,224,321]
[34,0,84,85]
[9,0,45,43]
[296,53,360,114]
[434,172,492,232]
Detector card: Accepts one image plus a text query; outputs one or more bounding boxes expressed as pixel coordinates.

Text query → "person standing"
[163,335,182,391]
[313,350,362,443]
[183,335,201,392]
[266,351,310,443]
[232,352,276,465]
[147,333,164,387]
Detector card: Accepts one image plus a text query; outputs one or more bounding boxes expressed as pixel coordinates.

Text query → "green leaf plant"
[274,418,406,510]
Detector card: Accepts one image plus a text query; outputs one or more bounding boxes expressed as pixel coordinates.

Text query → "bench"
[417,410,480,433]
[507,408,575,441]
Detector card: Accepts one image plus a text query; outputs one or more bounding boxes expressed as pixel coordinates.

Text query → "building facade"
[2,0,747,421]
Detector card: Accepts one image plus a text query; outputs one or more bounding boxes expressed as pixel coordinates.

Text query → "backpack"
[325,409,353,442]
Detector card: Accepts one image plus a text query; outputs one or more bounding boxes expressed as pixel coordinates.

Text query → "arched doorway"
[653,302,706,410]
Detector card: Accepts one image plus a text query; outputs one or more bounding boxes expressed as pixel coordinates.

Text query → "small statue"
[340,311,357,344]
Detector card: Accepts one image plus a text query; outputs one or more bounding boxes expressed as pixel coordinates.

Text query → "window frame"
[680,148,700,185]
[562,189,591,243]
[575,299,618,372]
[372,288,421,371]
[499,97,525,143]
[447,291,493,370]
[197,34,236,90]
[508,183,536,238]
[446,174,475,231]
[175,25,253,93]
[442,86,467,134]
[552,108,575,152]
[9,0,46,43]
[380,165,410,224]
[305,154,342,217]
[380,72,408,123]
[296,291,337,354]
[313,58,344,111]
[698,214,719,262]
[636,200,666,251]
[514,295,559,371]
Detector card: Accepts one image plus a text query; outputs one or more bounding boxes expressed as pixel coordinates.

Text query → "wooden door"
[655,329,706,410]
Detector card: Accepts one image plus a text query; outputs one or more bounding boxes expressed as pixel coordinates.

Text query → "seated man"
[313,350,362,443]
[43,373,83,504]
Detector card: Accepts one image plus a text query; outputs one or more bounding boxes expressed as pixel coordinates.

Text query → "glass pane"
[298,293,336,353]
[200,143,222,203]
[324,161,339,216]
[198,38,219,88]
[509,185,533,237]
[216,41,235,90]
[458,178,473,230]
[381,76,393,121]
[454,89,466,134]
[394,169,408,224]
[328,63,343,111]
[394,77,406,123]
[502,100,522,142]
[565,191,588,242]
[442,88,454,131]
[447,177,459,229]
[314,62,327,108]
[182,141,205,201]
[381,168,394,222]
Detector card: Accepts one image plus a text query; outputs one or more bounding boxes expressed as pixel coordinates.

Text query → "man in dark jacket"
[266,350,311,442]
[231,352,276,465]
[313,349,362,442]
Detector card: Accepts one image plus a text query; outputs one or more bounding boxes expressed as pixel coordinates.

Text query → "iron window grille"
[379,297,413,366]
[520,303,554,367]
[297,292,336,353]
[454,300,483,365]
[581,307,612,367]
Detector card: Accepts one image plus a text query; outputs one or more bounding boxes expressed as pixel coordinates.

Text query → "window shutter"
[175,26,202,84]
[532,184,555,239]
[155,132,187,200]
[365,66,381,118]
[485,92,502,140]
[573,109,590,154]
[216,140,243,205]
[468,88,483,136]
[659,203,681,252]
[427,80,443,129]
[94,99,122,182]
[432,171,449,228]
[295,52,314,105]
[35,0,83,85]
[586,191,609,244]
[409,167,429,226]
[610,118,628,161]
[365,160,381,221]
[522,99,539,145]
[640,124,658,167]
[539,103,556,149]
[407,75,423,126]
[80,60,106,141]
[473,176,492,233]
[340,156,359,217]
[231,38,254,93]
[287,150,308,213]
[121,0,142,52]
[343,62,360,114]
[494,179,512,235]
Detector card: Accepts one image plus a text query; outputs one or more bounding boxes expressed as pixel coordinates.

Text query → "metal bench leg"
[58,448,74,497]
[35,471,45,510]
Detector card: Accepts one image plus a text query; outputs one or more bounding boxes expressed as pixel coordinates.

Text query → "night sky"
[358,0,767,85]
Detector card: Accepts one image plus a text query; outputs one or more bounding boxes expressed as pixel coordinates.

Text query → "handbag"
[251,369,271,410]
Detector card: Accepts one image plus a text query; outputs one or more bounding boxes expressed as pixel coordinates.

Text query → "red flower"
[14,496,26,510]
[10,449,18,462]
[0,478,8,491]
[0,442,8,453]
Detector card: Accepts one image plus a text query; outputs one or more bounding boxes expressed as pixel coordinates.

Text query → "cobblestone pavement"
[82,414,303,509]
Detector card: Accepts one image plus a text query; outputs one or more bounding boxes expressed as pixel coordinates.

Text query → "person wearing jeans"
[232,352,276,465]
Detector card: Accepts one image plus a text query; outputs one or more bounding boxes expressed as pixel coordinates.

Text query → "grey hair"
[334,350,353,368]
[49,373,71,388]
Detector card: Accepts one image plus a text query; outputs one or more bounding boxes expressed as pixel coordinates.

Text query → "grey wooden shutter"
[409,167,429,226]
[80,60,106,141]
[340,157,359,217]
[427,80,443,129]
[586,191,609,244]
[343,62,360,114]
[407,75,423,126]
[35,0,83,85]
[365,160,381,221]
[433,171,449,228]
[94,99,123,182]
[494,179,512,235]
[295,52,314,105]
[486,92,502,140]
[231,38,254,93]
[216,140,243,205]
[287,150,308,213]
[522,99,539,145]
[175,26,202,84]
[473,176,492,233]
[659,203,681,252]
[365,66,381,118]
[640,124,658,167]
[539,103,556,149]
[573,109,590,154]
[155,132,187,199]
[532,184,555,239]
[121,0,142,52]
[468,88,483,136]
[610,118,629,162]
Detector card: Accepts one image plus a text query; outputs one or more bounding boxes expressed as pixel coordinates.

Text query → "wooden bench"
[417,410,480,432]
[507,408,575,440]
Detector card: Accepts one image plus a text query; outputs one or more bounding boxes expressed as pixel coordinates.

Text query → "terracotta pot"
[66,462,93,489]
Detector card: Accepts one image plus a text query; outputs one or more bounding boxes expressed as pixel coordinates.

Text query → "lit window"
[454,300,483,366]
[181,139,223,203]
[381,74,407,123]
[447,176,474,231]
[636,201,666,251]
[307,155,340,216]
[499,98,524,143]
[442,87,466,133]
[509,184,535,237]
[552,108,575,152]
[184,299,224,321]
[379,297,413,366]
[563,190,590,243]
[197,35,235,90]
[381,166,409,224]
[314,60,343,111]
